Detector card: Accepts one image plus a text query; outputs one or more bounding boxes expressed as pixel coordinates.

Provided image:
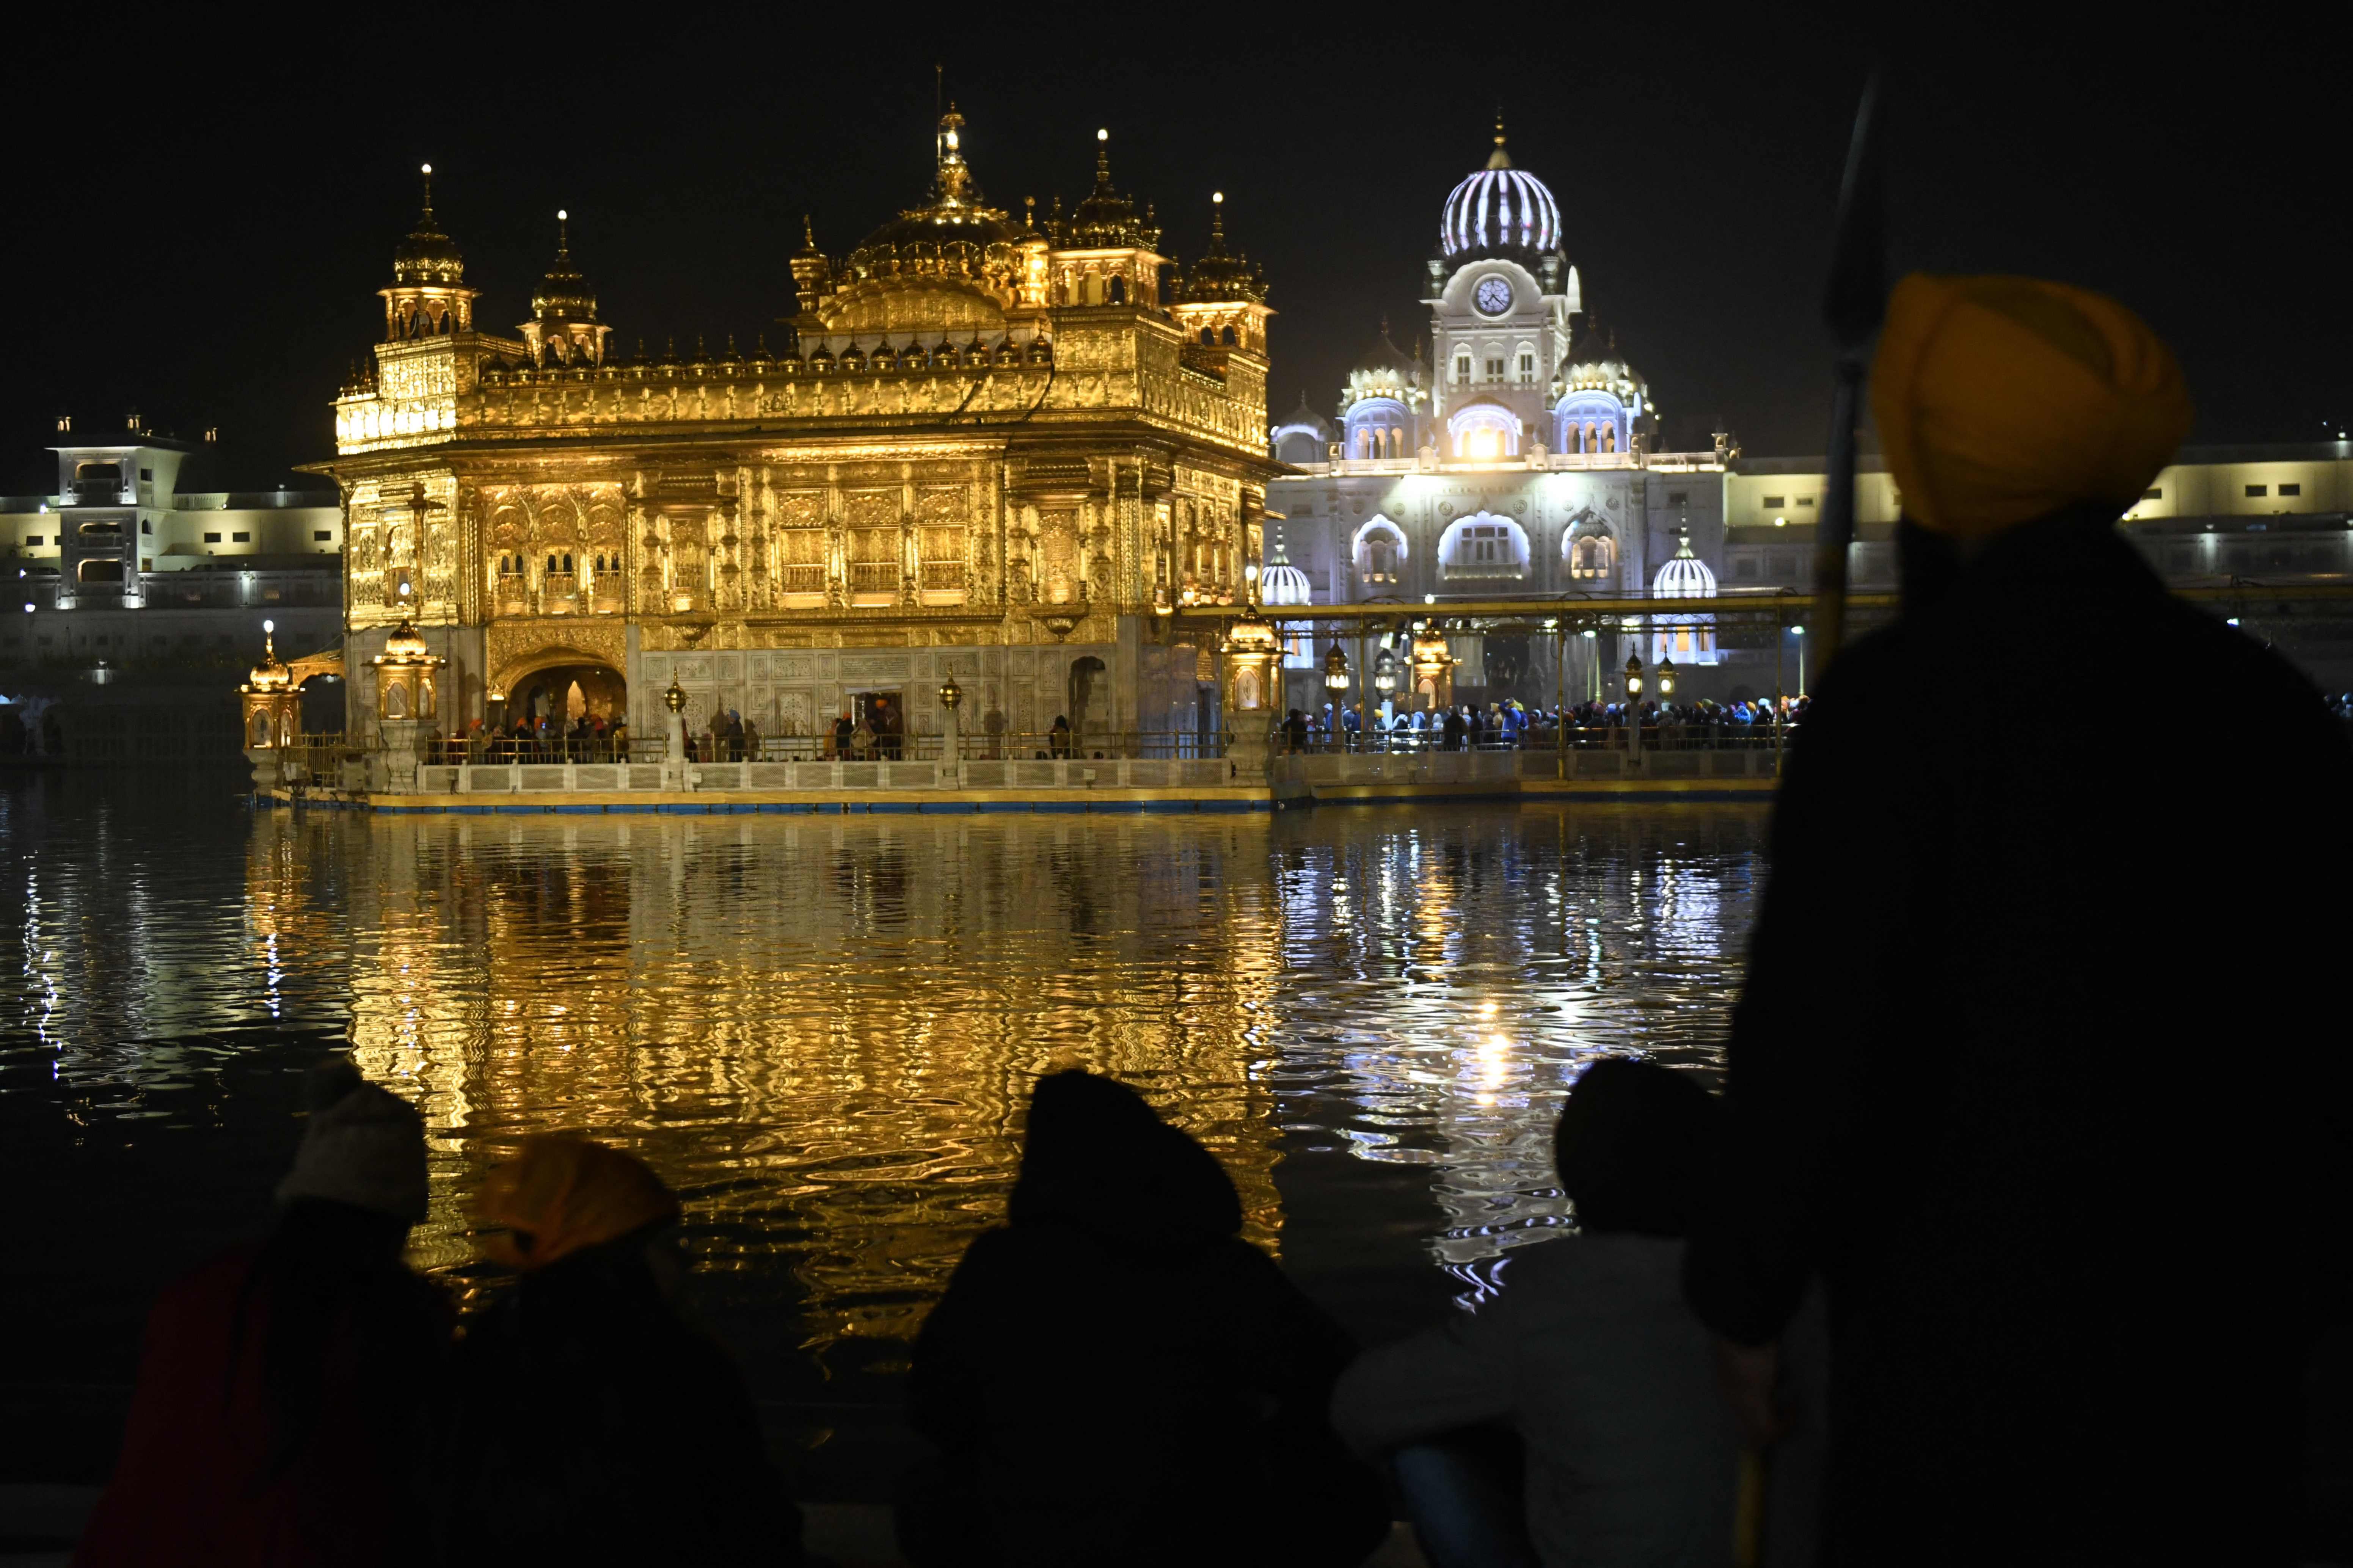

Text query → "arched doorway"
[1067,656,1107,749]
[499,661,626,757]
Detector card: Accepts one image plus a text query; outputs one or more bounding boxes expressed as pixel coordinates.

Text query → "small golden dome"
[1222,606,1282,657]
[380,617,431,662]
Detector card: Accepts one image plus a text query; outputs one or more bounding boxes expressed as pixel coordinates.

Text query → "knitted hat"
[276,1057,430,1224]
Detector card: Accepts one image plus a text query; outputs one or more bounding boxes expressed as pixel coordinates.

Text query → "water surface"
[0,777,1766,1486]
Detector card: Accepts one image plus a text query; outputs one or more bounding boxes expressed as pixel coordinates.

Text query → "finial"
[554,208,570,257]
[802,213,815,248]
[419,162,436,219]
[1094,127,1111,190]
[1486,111,1512,170]
[726,333,738,356]
[695,334,707,362]
[1025,194,1035,230]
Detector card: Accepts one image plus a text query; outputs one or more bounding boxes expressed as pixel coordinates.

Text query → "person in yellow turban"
[435,1137,808,1565]
[1685,275,2353,1565]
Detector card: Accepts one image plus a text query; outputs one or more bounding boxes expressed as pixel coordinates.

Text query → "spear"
[1807,72,1887,678]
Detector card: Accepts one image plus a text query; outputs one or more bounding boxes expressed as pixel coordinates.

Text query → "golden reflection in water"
[247,809,1287,1355]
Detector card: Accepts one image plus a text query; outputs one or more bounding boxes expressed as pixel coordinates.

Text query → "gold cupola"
[380,164,479,340]
[519,210,610,368]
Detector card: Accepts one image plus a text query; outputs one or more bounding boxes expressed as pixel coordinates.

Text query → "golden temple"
[316,113,1276,750]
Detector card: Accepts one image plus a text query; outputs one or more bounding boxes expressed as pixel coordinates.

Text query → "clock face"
[1475,276,1513,315]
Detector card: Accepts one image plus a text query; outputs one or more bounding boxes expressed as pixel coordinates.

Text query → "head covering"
[277,1057,430,1224]
[1872,272,2193,538]
[476,1136,680,1271]
[1009,1070,1242,1246]
[1554,1057,1724,1237]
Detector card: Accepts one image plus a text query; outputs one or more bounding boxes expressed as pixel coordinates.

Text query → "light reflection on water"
[2,781,1764,1392]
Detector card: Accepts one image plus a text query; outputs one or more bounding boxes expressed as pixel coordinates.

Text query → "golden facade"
[321,116,1278,745]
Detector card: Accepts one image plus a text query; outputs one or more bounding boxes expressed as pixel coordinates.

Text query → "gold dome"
[1222,605,1281,657]
[392,166,465,287]
[378,617,433,663]
[531,212,596,321]
[245,628,292,692]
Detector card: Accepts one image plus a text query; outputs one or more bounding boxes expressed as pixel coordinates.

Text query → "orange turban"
[1871,273,2193,538]
[476,1136,680,1271]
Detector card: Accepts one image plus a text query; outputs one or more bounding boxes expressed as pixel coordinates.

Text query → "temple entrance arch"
[500,658,626,729]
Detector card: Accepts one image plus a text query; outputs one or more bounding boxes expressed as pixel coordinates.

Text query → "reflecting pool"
[0,777,1767,1486]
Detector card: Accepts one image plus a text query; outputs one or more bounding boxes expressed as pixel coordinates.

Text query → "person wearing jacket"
[75,1058,451,1568]
[435,1135,805,1567]
[899,1069,1388,1568]
[1332,1059,1741,1568]
[1682,274,2353,1564]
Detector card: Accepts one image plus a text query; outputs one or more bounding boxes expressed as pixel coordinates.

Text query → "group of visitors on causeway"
[68,274,2353,1565]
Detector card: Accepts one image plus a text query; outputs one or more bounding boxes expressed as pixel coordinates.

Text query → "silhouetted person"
[899,1070,1387,1567]
[1049,713,1073,758]
[1284,708,1309,753]
[436,1137,804,1567]
[75,1059,450,1568]
[1441,707,1466,751]
[1334,1060,1739,1568]
[1683,274,2353,1565]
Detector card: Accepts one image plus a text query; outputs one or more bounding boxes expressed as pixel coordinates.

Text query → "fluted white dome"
[1261,529,1314,605]
[1651,530,1716,598]
[1262,561,1313,605]
[1440,133,1560,259]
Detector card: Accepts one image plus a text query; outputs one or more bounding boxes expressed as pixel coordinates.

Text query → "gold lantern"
[370,616,445,723]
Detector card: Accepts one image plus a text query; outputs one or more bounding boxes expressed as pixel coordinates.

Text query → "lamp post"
[938,671,964,771]
[1791,624,1807,698]
[1322,643,1349,753]
[1624,652,1645,764]
[662,677,688,767]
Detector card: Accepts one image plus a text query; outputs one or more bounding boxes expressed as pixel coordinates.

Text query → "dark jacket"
[76,1207,451,1568]
[1685,513,2353,1566]
[903,1072,1386,1568]
[435,1246,802,1567]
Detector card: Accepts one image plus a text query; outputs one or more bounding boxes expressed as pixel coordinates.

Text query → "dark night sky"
[5,12,2344,494]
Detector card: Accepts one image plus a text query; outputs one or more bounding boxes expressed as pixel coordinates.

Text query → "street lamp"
[1322,643,1350,691]
[1658,657,1676,700]
[1789,624,1806,697]
[1624,653,1645,763]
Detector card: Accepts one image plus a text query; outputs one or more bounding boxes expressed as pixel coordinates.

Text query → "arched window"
[1566,527,1617,581]
[1220,325,1237,345]
[546,554,557,575]
[562,552,574,572]
[1107,275,1126,305]
[1602,424,1616,453]
[1352,517,1408,586]
[1201,328,1215,345]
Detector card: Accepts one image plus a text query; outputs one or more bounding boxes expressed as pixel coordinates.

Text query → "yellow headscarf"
[1871,273,2193,538]
[476,1135,680,1271]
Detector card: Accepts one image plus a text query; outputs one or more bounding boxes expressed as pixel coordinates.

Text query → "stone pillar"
[380,717,426,794]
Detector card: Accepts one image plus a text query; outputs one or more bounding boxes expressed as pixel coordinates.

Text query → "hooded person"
[75,1058,451,1568]
[1682,275,2353,1565]
[433,1135,805,1568]
[898,1070,1388,1568]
